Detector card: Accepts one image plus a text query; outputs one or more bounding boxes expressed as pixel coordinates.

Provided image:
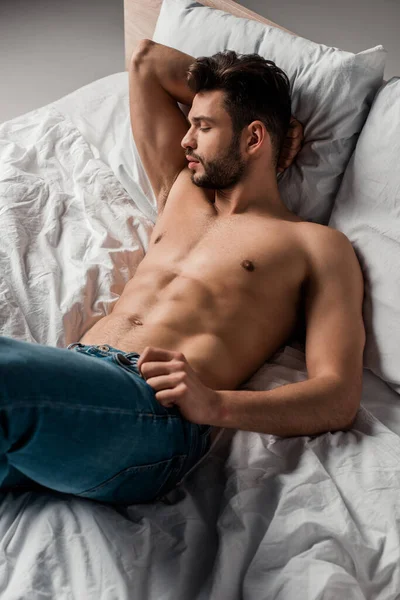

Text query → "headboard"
[124,0,297,69]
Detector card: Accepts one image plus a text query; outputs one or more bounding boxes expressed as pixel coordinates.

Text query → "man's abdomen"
[79,312,239,390]
[79,266,300,391]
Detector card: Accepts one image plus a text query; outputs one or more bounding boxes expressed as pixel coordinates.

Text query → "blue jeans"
[0,337,212,505]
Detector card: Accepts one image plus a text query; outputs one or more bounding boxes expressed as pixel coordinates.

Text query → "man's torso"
[79,168,309,436]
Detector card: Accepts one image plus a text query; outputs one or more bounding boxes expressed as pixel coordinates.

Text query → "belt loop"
[67,342,84,350]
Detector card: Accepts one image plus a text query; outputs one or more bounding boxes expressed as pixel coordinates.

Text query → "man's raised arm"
[130,40,304,194]
[132,40,196,107]
[129,40,197,211]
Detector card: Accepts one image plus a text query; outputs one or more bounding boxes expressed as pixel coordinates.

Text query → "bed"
[1,0,400,598]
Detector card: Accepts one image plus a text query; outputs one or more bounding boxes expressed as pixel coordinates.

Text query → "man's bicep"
[129,59,189,212]
[304,229,366,390]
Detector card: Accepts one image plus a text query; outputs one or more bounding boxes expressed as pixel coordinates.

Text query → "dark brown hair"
[187,50,291,165]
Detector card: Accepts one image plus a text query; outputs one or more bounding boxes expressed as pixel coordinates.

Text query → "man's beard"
[190,130,247,190]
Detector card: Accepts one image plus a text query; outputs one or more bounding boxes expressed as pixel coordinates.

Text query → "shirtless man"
[80,40,366,442]
[0,40,366,506]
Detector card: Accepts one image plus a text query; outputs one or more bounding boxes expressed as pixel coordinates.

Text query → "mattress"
[1,73,400,599]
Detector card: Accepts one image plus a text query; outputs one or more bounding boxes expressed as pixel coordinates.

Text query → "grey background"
[0,0,124,123]
[245,0,399,81]
[0,0,399,124]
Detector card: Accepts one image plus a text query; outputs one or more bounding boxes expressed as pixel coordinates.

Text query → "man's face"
[181,90,247,189]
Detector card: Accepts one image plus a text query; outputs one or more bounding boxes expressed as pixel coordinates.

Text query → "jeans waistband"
[67,342,140,361]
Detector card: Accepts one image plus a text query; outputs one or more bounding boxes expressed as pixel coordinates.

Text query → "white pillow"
[153,0,386,225]
[329,77,400,393]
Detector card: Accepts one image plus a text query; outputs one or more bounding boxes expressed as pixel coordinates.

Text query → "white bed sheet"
[1,76,400,599]
[52,72,159,225]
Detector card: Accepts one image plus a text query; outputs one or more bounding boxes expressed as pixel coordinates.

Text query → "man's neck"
[213,175,290,219]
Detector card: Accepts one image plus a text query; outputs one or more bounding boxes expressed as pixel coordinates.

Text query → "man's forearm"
[131,39,196,106]
[211,376,359,437]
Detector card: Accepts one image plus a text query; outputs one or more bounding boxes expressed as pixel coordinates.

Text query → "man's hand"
[137,347,220,425]
[277,116,304,174]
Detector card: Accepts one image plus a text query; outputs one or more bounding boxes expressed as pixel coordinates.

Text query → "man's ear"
[246,121,272,158]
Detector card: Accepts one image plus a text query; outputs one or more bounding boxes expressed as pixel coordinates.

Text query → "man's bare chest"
[147,198,306,295]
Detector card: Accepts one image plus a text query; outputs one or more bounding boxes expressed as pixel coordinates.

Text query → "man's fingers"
[282,136,304,152]
[286,128,303,140]
[277,116,304,174]
[278,148,300,168]
[155,389,176,406]
[285,123,303,138]
[281,133,303,151]
[289,117,303,127]
[155,384,187,407]
[145,373,183,390]
[137,346,179,371]
[280,147,300,161]
[279,144,298,159]
[140,360,184,379]
[287,118,304,138]
[146,375,186,407]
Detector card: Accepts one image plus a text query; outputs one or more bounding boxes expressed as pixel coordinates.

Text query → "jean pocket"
[75,454,187,506]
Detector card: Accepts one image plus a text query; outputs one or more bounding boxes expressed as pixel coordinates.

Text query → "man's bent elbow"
[341,411,359,431]
[324,412,358,435]
[338,397,361,432]
[130,39,155,71]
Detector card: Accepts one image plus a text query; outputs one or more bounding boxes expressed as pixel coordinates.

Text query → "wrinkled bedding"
[1,92,400,600]
[0,104,153,345]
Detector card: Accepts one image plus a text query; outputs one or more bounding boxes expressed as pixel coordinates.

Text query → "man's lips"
[186,156,199,169]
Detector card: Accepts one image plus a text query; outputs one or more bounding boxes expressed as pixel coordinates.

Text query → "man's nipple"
[241,259,255,272]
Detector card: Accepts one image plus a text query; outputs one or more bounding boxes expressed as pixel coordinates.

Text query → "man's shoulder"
[296,222,356,275]
[297,221,350,244]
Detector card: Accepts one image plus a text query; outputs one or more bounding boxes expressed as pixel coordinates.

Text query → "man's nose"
[181,132,197,150]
